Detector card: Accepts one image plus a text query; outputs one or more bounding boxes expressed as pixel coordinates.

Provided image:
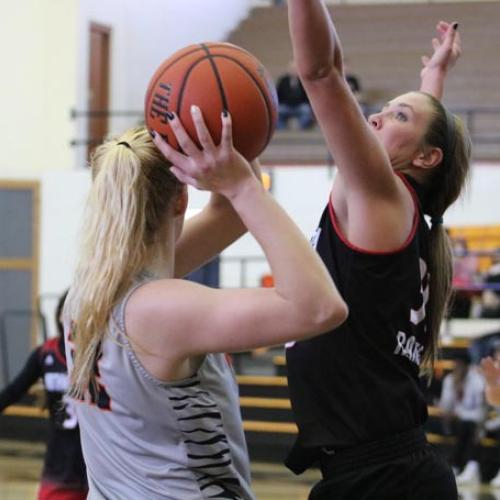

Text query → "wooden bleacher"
[3,338,500,470]
[449,225,500,273]
[228,2,500,163]
[235,338,500,466]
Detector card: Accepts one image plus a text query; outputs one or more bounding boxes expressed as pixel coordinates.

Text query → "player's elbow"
[297,62,340,84]
[308,296,348,334]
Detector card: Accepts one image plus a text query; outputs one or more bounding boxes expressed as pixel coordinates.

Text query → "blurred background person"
[344,58,368,117]
[449,236,480,318]
[440,351,486,485]
[0,292,87,500]
[276,60,315,130]
[480,342,500,487]
[481,255,500,318]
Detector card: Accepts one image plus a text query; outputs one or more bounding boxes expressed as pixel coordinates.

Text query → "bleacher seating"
[228,3,500,163]
[236,338,500,473]
[3,335,500,475]
[449,225,500,273]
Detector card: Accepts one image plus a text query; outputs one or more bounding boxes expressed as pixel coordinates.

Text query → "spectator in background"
[345,72,361,95]
[481,257,500,318]
[0,291,87,500]
[344,59,367,116]
[276,61,315,130]
[482,342,500,487]
[449,236,480,318]
[344,57,362,97]
[440,351,486,485]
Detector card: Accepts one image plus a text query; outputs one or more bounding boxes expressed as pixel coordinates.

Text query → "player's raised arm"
[420,21,461,100]
[144,107,348,357]
[287,0,410,251]
[172,160,262,279]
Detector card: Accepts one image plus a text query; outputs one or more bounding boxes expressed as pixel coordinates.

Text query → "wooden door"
[0,182,40,385]
[88,23,111,159]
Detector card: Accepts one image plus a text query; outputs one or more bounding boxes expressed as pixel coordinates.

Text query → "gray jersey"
[65,278,255,500]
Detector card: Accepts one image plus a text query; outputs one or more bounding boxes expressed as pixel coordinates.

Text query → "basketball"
[144,42,278,160]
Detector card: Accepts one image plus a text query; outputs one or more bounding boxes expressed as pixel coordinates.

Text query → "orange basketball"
[145,42,278,160]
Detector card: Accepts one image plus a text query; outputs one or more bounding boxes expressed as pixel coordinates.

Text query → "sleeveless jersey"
[285,175,430,470]
[65,277,255,500]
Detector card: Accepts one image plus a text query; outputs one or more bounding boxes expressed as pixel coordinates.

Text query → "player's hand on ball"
[152,106,255,199]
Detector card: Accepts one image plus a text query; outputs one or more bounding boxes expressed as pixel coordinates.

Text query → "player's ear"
[174,185,188,216]
[412,146,443,170]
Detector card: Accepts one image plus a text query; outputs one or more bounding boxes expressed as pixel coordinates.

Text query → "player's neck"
[143,232,175,280]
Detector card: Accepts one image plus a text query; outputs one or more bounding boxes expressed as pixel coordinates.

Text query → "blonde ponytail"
[67,127,180,398]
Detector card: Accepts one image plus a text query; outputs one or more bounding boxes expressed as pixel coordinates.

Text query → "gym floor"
[0,440,498,500]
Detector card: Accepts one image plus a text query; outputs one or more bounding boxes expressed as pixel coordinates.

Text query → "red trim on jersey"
[38,481,87,500]
[41,338,67,367]
[328,173,420,255]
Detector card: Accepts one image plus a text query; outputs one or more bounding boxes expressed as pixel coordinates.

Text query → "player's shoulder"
[126,278,206,323]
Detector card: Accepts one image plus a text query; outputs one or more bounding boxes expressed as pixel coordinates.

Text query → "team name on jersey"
[393,258,429,366]
[394,331,424,365]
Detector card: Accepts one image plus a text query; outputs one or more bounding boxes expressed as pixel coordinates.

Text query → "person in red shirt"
[0,292,87,500]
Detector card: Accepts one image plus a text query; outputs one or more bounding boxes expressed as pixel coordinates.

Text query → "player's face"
[368,92,434,170]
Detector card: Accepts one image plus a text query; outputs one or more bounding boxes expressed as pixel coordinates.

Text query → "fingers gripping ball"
[145,42,278,160]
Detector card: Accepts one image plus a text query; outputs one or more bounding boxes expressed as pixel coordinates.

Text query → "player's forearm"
[0,350,41,411]
[0,384,29,411]
[288,0,339,80]
[174,198,245,278]
[174,161,264,278]
[229,178,345,324]
[0,387,22,413]
[420,67,448,101]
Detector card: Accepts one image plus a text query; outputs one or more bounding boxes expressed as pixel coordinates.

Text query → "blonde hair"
[418,93,472,373]
[67,127,181,398]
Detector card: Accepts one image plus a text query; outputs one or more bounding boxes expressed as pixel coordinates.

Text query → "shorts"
[309,428,457,500]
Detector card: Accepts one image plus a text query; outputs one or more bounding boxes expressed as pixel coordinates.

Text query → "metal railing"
[220,256,268,288]
[69,105,500,154]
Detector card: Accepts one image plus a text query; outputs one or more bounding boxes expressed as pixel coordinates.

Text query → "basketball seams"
[177,54,270,129]
[208,54,275,149]
[145,44,249,109]
[202,44,274,148]
[176,57,223,117]
[201,44,229,114]
[145,45,208,117]
[145,42,276,158]
[198,42,254,58]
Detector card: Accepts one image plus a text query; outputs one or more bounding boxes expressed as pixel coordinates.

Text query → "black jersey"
[286,175,430,471]
[0,337,86,488]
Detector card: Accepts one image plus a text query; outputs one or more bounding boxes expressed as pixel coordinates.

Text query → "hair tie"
[431,216,444,226]
[117,141,132,149]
